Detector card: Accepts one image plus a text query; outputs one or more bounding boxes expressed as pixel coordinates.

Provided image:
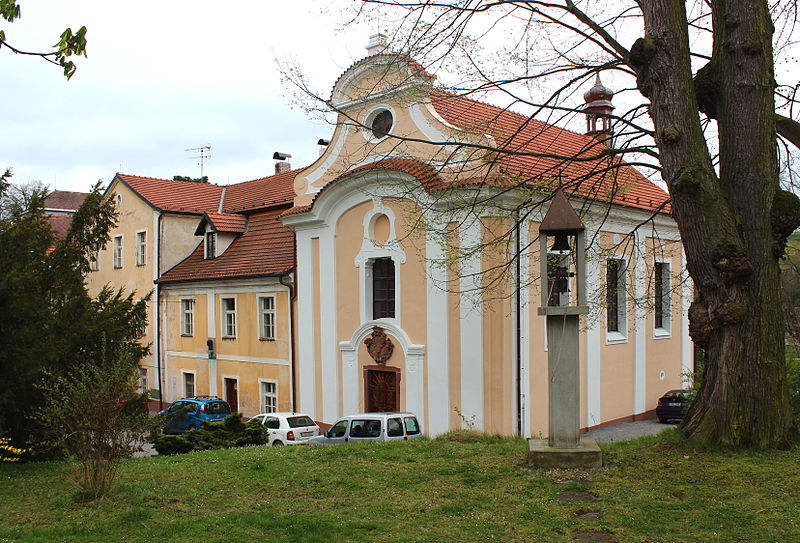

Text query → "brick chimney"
[273,152,292,174]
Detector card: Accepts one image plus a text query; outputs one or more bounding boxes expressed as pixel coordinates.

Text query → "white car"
[308,412,422,445]
[250,412,320,446]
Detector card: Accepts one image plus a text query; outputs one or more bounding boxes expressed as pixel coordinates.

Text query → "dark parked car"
[159,396,231,434]
[656,389,689,423]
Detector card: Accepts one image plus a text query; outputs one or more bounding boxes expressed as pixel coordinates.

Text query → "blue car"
[159,396,231,433]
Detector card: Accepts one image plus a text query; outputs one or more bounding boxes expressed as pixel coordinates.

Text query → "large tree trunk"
[632,0,797,447]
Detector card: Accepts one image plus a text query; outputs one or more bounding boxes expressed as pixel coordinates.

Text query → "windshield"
[287,416,315,428]
[205,401,230,414]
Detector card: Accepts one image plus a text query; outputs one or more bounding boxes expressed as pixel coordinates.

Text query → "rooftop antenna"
[185,145,212,178]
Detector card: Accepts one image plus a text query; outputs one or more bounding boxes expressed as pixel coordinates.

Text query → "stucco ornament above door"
[365,326,394,364]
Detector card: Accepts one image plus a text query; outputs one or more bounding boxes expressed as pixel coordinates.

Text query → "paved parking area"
[583,419,674,443]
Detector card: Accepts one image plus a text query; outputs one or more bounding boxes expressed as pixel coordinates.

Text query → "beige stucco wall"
[162,286,293,416]
[645,238,685,405]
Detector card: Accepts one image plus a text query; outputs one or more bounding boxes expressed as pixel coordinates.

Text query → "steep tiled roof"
[47,214,73,239]
[45,190,88,212]
[199,212,247,234]
[158,208,295,284]
[281,158,443,217]
[114,174,224,214]
[430,94,670,213]
[222,169,296,212]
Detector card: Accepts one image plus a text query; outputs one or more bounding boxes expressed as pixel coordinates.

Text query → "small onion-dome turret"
[583,73,614,141]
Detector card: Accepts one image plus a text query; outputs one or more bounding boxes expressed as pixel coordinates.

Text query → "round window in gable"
[370,109,393,139]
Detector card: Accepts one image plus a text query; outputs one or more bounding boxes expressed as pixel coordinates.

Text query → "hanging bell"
[550,232,572,253]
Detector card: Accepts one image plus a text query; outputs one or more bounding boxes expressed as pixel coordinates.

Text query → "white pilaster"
[681,248,693,386]
[585,230,602,427]
[519,220,532,438]
[459,218,484,429]
[633,232,647,415]
[425,218,449,435]
[296,232,316,418]
[319,226,339,422]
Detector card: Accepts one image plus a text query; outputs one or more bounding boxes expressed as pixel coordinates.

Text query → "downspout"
[156,213,164,411]
[279,232,298,412]
[515,213,522,436]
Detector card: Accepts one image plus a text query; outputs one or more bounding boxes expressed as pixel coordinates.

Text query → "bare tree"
[292,0,800,448]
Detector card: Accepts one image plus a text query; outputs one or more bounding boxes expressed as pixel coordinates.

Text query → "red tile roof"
[200,212,247,233]
[158,208,295,284]
[222,169,296,212]
[45,190,88,212]
[114,174,224,214]
[430,94,670,213]
[47,214,74,240]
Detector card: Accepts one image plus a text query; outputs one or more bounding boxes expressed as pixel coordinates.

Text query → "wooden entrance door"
[364,366,400,412]
[224,378,238,412]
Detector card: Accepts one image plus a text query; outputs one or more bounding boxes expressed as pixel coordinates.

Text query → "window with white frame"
[113,235,123,268]
[136,231,147,266]
[372,257,395,319]
[222,297,236,337]
[206,231,216,260]
[258,295,276,340]
[183,371,195,398]
[180,298,194,336]
[654,261,671,335]
[261,381,277,413]
[606,257,627,337]
[89,247,100,271]
[139,367,148,395]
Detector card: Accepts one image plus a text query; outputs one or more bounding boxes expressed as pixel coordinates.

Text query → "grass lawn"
[1,429,798,542]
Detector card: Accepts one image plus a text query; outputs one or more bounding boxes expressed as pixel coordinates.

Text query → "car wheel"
[188,424,197,431]
[272,440,284,446]
[658,417,666,424]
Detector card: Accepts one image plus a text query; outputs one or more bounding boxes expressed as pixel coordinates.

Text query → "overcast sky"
[2,0,372,193]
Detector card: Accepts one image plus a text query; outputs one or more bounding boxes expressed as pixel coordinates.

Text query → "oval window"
[371,109,393,139]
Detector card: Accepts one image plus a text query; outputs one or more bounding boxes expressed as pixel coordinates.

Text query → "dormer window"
[206,232,216,259]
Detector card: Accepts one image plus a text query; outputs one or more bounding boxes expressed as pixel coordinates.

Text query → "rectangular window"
[89,248,100,271]
[654,261,671,334]
[136,231,147,266]
[181,299,194,336]
[206,232,216,259]
[183,372,195,398]
[113,235,123,268]
[372,258,395,319]
[606,257,627,336]
[259,295,276,340]
[139,367,148,395]
[222,297,236,337]
[261,381,277,413]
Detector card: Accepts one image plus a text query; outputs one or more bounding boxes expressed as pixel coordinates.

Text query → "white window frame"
[259,379,278,413]
[653,259,672,338]
[258,294,276,340]
[182,370,196,398]
[136,230,147,267]
[205,231,216,260]
[89,247,100,271]
[606,256,628,344]
[221,296,237,338]
[180,298,195,336]
[139,367,148,395]
[113,235,123,269]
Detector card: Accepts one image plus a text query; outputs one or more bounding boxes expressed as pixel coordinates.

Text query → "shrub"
[150,414,268,455]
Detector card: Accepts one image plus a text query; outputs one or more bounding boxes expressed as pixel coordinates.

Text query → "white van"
[307,412,422,445]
